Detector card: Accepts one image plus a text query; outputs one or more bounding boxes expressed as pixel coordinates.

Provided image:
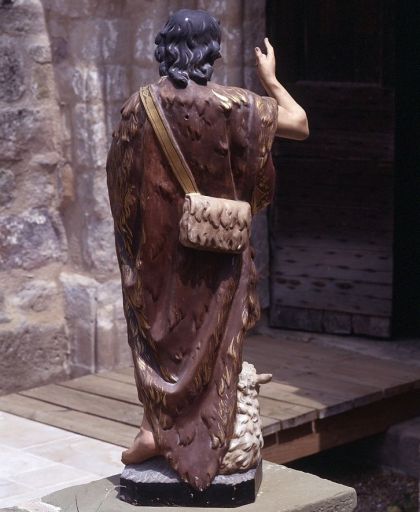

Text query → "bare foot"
[121,416,159,465]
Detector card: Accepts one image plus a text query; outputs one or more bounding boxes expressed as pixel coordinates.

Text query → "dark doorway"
[393,1,420,337]
[267,0,395,337]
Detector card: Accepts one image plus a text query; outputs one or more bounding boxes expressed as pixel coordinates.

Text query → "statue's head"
[155,9,221,88]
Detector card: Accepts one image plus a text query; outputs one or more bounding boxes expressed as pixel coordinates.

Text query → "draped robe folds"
[106,77,278,491]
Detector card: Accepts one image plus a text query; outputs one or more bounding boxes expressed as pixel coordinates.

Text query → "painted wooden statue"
[106,9,308,492]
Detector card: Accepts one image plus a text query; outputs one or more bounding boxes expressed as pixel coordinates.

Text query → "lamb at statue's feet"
[121,417,159,465]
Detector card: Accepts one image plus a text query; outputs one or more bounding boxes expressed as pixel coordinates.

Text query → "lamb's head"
[238,362,272,398]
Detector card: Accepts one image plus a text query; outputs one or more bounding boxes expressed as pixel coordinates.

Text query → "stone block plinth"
[2,460,357,512]
[119,458,262,507]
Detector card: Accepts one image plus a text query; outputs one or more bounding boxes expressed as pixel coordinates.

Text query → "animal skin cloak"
[106,77,277,490]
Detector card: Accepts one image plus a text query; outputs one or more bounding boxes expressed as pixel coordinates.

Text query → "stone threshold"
[0,461,357,512]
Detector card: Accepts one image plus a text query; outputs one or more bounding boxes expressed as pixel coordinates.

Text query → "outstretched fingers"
[264,37,274,58]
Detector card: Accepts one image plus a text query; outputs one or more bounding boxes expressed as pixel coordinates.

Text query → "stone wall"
[0,0,70,394]
[0,0,266,394]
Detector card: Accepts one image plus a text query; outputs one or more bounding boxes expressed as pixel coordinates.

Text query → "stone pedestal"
[2,460,357,512]
[119,457,262,507]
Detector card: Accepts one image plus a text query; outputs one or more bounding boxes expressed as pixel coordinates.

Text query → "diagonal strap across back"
[139,85,199,195]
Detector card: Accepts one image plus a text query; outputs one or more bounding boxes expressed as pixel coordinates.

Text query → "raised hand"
[254,37,309,140]
[255,37,276,88]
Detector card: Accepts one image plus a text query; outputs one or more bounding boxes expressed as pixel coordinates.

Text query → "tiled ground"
[0,411,124,509]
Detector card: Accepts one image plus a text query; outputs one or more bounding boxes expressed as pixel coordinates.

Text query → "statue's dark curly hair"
[154,9,221,88]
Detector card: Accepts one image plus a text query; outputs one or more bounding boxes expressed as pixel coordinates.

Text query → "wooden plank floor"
[1,334,419,464]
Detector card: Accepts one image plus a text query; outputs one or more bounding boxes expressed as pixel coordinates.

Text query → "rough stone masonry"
[0,0,267,394]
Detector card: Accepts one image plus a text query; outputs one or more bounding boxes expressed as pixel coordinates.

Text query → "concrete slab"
[0,412,123,509]
[0,461,357,512]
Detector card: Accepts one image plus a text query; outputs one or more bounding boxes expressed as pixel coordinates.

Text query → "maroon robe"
[106,77,277,490]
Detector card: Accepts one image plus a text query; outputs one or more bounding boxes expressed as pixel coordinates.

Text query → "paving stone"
[11,463,97,490]
[24,436,123,478]
[0,480,31,503]
[0,412,125,508]
[0,413,62,450]
[0,446,56,479]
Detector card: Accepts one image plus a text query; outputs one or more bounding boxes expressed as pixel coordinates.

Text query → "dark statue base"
[118,457,263,507]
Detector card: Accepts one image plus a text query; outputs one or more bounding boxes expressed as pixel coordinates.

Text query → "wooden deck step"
[20,384,143,427]
[60,374,140,404]
[244,336,420,396]
[0,334,419,464]
[0,393,138,447]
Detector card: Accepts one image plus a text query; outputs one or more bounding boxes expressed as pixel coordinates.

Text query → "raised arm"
[255,38,309,140]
